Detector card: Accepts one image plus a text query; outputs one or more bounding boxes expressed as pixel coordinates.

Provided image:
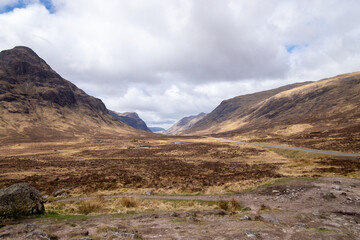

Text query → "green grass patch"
[347,170,360,180]
[316,227,340,232]
[247,176,317,192]
[39,212,88,221]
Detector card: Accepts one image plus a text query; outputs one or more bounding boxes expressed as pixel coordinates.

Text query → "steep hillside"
[0,46,143,142]
[188,83,311,134]
[185,72,360,152]
[165,112,206,135]
[109,111,151,132]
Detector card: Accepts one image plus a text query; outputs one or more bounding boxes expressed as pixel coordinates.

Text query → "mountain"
[148,127,165,133]
[0,46,143,142]
[186,81,311,135]
[109,111,151,132]
[185,72,360,151]
[165,112,206,135]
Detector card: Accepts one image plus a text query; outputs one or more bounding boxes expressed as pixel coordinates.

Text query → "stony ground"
[1,177,359,239]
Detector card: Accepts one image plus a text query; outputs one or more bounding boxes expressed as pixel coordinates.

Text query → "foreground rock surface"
[0,183,44,217]
[0,177,359,239]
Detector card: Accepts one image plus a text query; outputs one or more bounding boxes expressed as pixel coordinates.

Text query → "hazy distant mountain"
[148,127,166,133]
[109,111,151,132]
[0,46,142,142]
[184,72,360,151]
[165,112,206,135]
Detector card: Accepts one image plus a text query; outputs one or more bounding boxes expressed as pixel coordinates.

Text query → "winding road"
[206,137,360,157]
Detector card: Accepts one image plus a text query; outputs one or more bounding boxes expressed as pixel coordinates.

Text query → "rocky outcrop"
[0,183,44,217]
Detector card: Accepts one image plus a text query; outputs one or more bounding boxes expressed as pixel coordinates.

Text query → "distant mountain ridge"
[165,112,206,135]
[0,46,143,142]
[109,111,151,132]
[148,127,165,133]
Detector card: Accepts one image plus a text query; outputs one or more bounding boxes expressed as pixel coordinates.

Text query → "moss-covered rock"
[0,183,44,218]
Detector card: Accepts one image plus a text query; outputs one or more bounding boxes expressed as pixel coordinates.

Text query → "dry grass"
[78,198,104,215]
[118,197,139,208]
[217,198,241,213]
[45,197,222,216]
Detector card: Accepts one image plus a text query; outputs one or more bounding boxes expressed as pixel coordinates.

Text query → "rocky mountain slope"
[109,111,151,132]
[0,46,142,142]
[165,112,206,135]
[185,72,360,151]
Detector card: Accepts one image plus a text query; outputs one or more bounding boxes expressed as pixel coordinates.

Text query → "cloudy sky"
[0,0,359,129]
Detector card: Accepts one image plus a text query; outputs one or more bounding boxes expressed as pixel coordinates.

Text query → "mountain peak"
[0,46,141,141]
[0,46,56,79]
[0,46,40,60]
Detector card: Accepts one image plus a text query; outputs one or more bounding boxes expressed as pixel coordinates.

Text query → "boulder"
[256,214,280,225]
[0,183,45,218]
[25,230,52,240]
[53,188,71,197]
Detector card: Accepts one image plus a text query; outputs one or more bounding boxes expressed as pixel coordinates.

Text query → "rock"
[0,183,45,217]
[80,237,92,240]
[240,215,251,220]
[104,230,136,239]
[294,223,307,228]
[0,232,10,238]
[25,230,53,240]
[53,188,71,197]
[312,211,320,216]
[42,195,50,203]
[188,216,198,222]
[256,214,280,225]
[170,212,179,217]
[322,192,336,200]
[244,229,260,238]
[68,229,89,237]
[214,210,227,216]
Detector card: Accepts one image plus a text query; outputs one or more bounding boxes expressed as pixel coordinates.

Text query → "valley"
[0,46,359,239]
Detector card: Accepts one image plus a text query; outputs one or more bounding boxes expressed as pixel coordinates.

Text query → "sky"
[0,0,360,129]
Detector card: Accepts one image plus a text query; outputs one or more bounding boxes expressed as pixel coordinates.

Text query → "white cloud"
[0,0,360,128]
